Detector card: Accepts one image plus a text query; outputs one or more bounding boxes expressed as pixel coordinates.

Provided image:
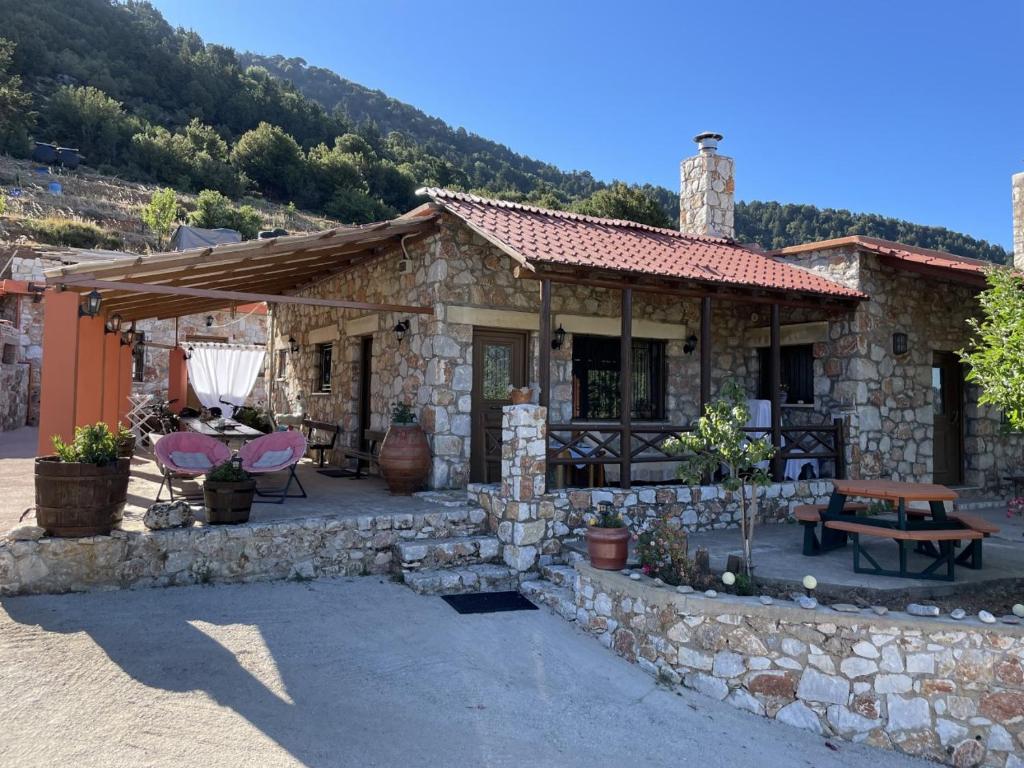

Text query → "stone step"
[539,563,577,588]
[393,535,501,569]
[413,490,473,508]
[402,563,517,595]
[520,579,578,621]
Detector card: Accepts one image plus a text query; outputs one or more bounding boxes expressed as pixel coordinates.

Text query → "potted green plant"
[116,424,136,458]
[35,422,131,537]
[378,401,431,495]
[585,502,630,570]
[203,460,256,524]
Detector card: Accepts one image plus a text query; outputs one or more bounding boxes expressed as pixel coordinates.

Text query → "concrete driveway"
[0,577,926,768]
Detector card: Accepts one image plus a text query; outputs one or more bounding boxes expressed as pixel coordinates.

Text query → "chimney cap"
[693,131,724,155]
[693,131,724,143]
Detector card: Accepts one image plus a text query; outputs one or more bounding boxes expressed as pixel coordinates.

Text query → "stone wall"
[0,319,29,430]
[680,144,735,238]
[4,252,48,425]
[0,507,487,596]
[574,564,1024,766]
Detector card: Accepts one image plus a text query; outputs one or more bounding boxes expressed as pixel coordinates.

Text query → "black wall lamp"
[78,289,102,318]
[119,320,137,346]
[104,313,123,334]
[393,319,410,343]
[892,332,909,356]
[205,315,214,328]
[683,333,698,355]
[288,336,300,353]
[551,324,566,350]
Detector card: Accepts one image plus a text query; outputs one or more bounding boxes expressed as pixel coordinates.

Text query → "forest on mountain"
[0,0,1008,262]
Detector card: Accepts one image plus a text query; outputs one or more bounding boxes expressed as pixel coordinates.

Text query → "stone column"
[497,403,548,573]
[1013,172,1024,270]
[680,132,735,239]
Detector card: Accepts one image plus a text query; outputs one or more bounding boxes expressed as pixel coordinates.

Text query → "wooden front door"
[932,351,964,485]
[471,329,528,483]
[357,336,373,469]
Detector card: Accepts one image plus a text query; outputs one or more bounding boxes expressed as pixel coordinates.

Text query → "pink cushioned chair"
[238,431,308,503]
[154,432,232,502]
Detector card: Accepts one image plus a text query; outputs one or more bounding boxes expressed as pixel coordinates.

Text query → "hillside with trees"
[0,0,1009,263]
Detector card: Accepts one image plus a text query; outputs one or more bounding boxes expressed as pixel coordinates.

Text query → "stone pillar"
[1013,172,1024,270]
[497,403,547,573]
[680,132,735,239]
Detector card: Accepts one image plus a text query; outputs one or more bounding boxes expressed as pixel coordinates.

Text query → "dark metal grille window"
[316,343,333,393]
[131,332,146,382]
[276,349,287,379]
[758,344,814,404]
[572,335,666,420]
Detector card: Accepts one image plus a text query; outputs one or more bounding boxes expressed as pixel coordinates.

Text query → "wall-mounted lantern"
[119,320,137,346]
[79,289,102,318]
[551,324,566,350]
[683,333,698,355]
[393,319,410,343]
[892,332,909,356]
[205,315,214,328]
[288,336,300,354]
[104,313,123,335]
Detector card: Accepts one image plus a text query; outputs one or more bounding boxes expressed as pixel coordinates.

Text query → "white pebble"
[703,589,718,598]
[978,610,996,624]
[950,608,966,620]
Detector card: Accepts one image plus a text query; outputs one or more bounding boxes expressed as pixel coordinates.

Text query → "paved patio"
[0,427,463,534]
[0,576,926,768]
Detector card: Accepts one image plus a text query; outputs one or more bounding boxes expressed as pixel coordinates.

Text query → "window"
[315,343,333,393]
[758,344,814,404]
[276,348,287,379]
[572,335,666,420]
[131,332,146,382]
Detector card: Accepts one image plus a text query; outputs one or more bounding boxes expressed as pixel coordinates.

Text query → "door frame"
[932,350,965,485]
[470,327,529,483]
[357,335,373,467]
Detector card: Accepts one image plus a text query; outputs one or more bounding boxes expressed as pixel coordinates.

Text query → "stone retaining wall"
[0,508,486,596]
[574,564,1024,766]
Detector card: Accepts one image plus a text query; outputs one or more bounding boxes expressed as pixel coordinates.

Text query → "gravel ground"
[0,577,927,768]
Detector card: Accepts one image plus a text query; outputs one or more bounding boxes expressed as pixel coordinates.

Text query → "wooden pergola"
[36,214,439,453]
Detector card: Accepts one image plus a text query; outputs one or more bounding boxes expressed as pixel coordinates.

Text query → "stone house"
[1,244,268,429]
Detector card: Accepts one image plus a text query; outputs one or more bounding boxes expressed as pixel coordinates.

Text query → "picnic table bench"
[797,479,999,581]
[339,430,386,479]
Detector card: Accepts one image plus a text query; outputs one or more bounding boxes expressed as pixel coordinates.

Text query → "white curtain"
[185,343,265,417]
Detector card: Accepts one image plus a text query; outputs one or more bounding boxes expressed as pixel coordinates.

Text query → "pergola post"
[168,346,189,414]
[538,278,551,410]
[620,287,633,490]
[699,296,712,412]
[117,342,133,427]
[74,314,105,427]
[770,303,783,481]
[101,331,121,429]
[37,291,81,454]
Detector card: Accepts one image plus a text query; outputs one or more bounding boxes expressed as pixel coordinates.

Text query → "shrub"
[206,461,250,482]
[51,423,118,465]
[635,516,689,584]
[140,187,179,248]
[188,189,262,239]
[23,217,122,249]
[584,502,625,529]
[390,402,416,425]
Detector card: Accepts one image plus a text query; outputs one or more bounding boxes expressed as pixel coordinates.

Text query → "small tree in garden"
[959,268,1024,431]
[140,187,179,249]
[663,380,774,577]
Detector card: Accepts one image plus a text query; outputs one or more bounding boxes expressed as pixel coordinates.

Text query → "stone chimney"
[1014,172,1024,269]
[680,131,735,239]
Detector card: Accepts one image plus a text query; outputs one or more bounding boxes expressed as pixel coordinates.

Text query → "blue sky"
[151,0,1023,248]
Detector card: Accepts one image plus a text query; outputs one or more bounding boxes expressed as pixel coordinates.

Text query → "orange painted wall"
[37,292,81,454]
[74,314,105,427]
[101,332,121,429]
[117,343,133,426]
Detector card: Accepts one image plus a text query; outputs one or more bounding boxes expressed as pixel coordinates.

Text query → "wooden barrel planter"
[379,424,431,495]
[34,456,131,537]
[203,479,256,524]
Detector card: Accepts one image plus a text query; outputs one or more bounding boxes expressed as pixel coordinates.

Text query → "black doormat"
[441,591,538,614]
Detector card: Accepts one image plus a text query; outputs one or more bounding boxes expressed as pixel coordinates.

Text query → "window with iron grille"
[315,343,333,393]
[276,348,287,379]
[131,332,146,382]
[571,335,666,420]
[758,344,814,404]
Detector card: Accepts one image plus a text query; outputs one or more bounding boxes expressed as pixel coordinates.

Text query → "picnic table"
[180,417,263,444]
[798,479,997,581]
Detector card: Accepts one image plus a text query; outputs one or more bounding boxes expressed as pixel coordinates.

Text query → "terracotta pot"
[509,386,534,405]
[379,423,431,495]
[203,479,256,524]
[586,526,630,570]
[34,456,130,537]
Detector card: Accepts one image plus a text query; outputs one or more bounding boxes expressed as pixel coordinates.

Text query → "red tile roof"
[422,189,865,301]
[774,236,993,286]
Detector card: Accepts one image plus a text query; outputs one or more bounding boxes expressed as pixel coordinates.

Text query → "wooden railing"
[545,419,845,488]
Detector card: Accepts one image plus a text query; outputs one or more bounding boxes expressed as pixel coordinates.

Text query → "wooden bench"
[302,419,342,468]
[794,503,868,555]
[823,518,983,581]
[339,429,386,479]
